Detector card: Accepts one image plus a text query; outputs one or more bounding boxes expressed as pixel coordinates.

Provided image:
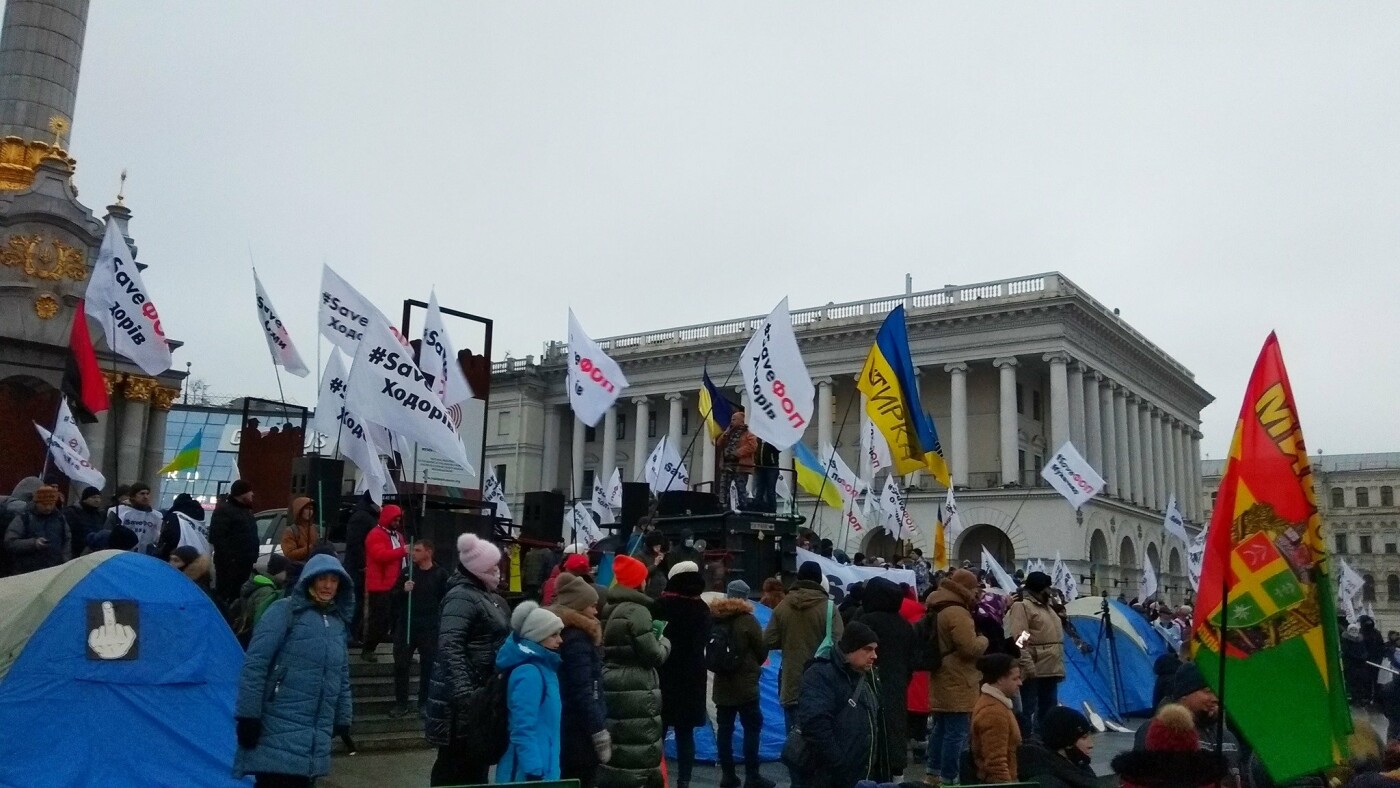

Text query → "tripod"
[1092,590,1127,718]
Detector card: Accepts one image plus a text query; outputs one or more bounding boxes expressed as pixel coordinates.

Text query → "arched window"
[1331,488,1345,508]
[1119,537,1136,570]
[1358,488,1371,507]
[1089,531,1109,564]
[1146,543,1161,573]
[1388,575,1400,603]
[1363,574,1377,602]
[1383,486,1395,507]
[1168,548,1182,575]
[956,524,1015,568]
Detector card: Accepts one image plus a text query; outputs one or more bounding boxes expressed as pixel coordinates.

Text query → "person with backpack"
[854,577,916,781]
[765,561,843,788]
[495,601,566,783]
[598,554,672,788]
[233,554,289,648]
[924,568,989,787]
[709,579,774,788]
[549,572,612,788]
[425,534,511,787]
[654,561,711,788]
[233,552,353,787]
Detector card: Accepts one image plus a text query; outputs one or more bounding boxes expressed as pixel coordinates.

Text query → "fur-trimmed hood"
[550,604,602,645]
[181,553,212,583]
[709,597,755,620]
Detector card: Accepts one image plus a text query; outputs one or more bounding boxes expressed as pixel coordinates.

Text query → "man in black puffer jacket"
[654,561,712,788]
[796,621,885,788]
[342,492,379,644]
[854,577,915,780]
[425,534,510,787]
[210,481,259,607]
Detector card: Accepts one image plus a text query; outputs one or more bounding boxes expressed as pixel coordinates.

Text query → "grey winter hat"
[726,579,750,599]
[511,601,564,645]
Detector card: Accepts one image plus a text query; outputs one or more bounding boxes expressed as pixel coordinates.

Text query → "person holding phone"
[1005,571,1065,735]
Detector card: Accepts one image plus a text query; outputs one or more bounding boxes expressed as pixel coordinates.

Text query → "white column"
[702,425,717,486]
[995,357,1019,486]
[1067,362,1086,453]
[1045,352,1071,452]
[1150,408,1165,509]
[1175,423,1190,522]
[1163,415,1178,509]
[570,417,586,499]
[1125,393,1143,506]
[142,402,171,483]
[815,378,834,450]
[1084,372,1103,474]
[631,396,649,482]
[542,405,561,491]
[1139,402,1157,511]
[600,406,618,481]
[1190,431,1203,523]
[116,378,151,487]
[666,393,685,473]
[946,362,969,488]
[1099,380,1118,496]
[1113,387,1132,503]
[80,409,110,494]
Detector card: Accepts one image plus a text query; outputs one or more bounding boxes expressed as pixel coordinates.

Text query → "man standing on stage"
[716,412,757,511]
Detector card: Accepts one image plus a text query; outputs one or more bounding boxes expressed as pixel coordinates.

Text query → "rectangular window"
[1032,390,1043,421]
[582,470,595,499]
[1335,534,1347,554]
[1034,455,1043,474]
[1360,535,1373,553]
[648,411,657,438]
[493,464,507,491]
[1387,543,1397,554]
[682,409,690,435]
[585,425,596,443]
[497,410,512,436]
[1357,488,1371,507]
[1016,383,1025,415]
[1018,449,1026,471]
[616,414,627,440]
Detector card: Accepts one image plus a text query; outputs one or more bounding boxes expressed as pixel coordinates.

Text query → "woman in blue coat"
[234,553,354,786]
[496,601,566,783]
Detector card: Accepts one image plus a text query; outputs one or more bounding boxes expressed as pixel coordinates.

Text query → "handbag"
[781,671,865,775]
[813,599,836,659]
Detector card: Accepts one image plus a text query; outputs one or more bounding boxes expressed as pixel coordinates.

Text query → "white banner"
[860,416,893,483]
[1162,495,1189,545]
[939,487,964,547]
[567,310,628,427]
[1140,554,1159,601]
[606,468,623,508]
[795,546,917,594]
[1051,552,1079,601]
[252,269,310,378]
[113,504,163,555]
[739,298,814,450]
[85,218,171,376]
[819,443,867,505]
[1187,529,1207,591]
[982,547,1018,593]
[592,474,616,525]
[880,474,918,541]
[1041,442,1106,510]
[174,511,211,555]
[34,422,104,490]
[643,436,689,493]
[53,399,91,460]
[483,468,512,521]
[421,290,474,407]
[567,502,602,548]
[344,316,473,474]
[319,264,405,355]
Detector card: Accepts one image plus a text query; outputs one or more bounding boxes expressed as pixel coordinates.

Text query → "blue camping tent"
[666,598,787,763]
[1059,597,1168,720]
[0,551,248,787]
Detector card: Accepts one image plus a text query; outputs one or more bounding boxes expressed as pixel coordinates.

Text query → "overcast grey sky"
[65,2,1400,460]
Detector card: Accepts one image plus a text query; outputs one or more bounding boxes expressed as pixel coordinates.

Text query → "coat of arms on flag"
[1215,528,1308,631]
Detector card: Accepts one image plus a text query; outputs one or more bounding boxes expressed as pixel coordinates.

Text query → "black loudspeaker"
[620,483,651,531]
[656,490,722,518]
[290,456,344,502]
[415,509,496,569]
[520,491,566,543]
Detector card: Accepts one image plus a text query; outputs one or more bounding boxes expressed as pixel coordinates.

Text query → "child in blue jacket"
[496,601,565,782]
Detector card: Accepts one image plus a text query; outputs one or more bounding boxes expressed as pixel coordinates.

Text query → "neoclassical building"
[1203,453,1400,634]
[0,0,186,495]
[486,272,1213,602]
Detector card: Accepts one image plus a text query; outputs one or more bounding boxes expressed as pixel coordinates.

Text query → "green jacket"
[709,597,768,707]
[764,581,842,707]
[598,585,672,788]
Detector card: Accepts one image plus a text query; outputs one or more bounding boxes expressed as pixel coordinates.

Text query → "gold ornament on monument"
[0,234,87,281]
[122,376,157,403]
[33,293,58,319]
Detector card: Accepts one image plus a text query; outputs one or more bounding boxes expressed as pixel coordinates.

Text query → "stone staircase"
[337,645,432,752]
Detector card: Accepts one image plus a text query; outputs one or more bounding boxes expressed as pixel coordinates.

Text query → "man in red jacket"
[362,504,407,662]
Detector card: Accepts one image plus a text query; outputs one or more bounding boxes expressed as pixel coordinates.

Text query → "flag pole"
[1216,537,1229,775]
[37,396,66,483]
[665,353,742,497]
[817,391,857,556]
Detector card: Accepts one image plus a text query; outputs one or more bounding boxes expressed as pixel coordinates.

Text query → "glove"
[650,619,667,639]
[592,729,613,764]
[236,717,262,750]
[334,724,351,738]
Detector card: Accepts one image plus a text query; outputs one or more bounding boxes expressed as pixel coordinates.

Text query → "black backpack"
[911,606,945,672]
[477,662,548,764]
[706,618,742,674]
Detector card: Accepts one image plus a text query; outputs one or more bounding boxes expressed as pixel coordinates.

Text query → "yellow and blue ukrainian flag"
[791,442,845,510]
[857,305,951,486]
[698,366,739,441]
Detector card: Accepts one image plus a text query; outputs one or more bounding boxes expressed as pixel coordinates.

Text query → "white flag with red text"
[252,269,310,377]
[85,219,171,376]
[738,298,814,450]
[567,310,628,427]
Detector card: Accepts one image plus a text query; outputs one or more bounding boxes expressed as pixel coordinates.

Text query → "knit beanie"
[797,560,823,584]
[1144,704,1198,751]
[839,621,879,654]
[1040,706,1094,752]
[563,554,590,574]
[171,545,201,565]
[612,555,647,590]
[457,533,501,584]
[726,579,750,599]
[511,601,564,644]
[229,480,251,497]
[554,572,599,612]
[32,485,59,506]
[1172,662,1208,700]
[949,568,979,592]
[80,486,101,501]
[668,560,699,580]
[1025,571,1053,593]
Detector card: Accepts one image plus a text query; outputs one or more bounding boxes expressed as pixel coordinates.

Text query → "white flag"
[1187,529,1207,591]
[840,495,867,538]
[1162,495,1189,545]
[567,502,602,548]
[861,417,893,482]
[1140,554,1159,601]
[881,475,918,541]
[738,298,814,450]
[320,264,388,355]
[567,310,628,427]
[981,547,1018,593]
[939,487,964,547]
[483,467,512,521]
[85,218,171,376]
[174,512,211,555]
[776,475,792,509]
[421,290,474,407]
[730,480,743,514]
[34,422,105,490]
[820,443,867,505]
[52,399,91,460]
[1051,552,1079,602]
[1337,558,1365,624]
[643,436,689,493]
[606,468,623,508]
[592,474,616,525]
[344,315,473,474]
[340,400,392,505]
[252,269,310,378]
[314,350,393,454]
[1041,442,1106,510]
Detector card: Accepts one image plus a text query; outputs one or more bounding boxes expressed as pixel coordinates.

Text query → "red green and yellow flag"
[1190,333,1350,783]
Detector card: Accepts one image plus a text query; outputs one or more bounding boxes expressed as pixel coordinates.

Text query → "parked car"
[252,502,351,572]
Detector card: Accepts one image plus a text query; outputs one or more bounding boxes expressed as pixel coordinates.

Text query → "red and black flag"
[62,300,109,423]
